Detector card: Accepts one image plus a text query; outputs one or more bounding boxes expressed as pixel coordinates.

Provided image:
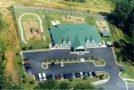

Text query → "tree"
[111,0,134,37]
[73,83,96,90]
[34,80,58,89]
[56,82,71,89]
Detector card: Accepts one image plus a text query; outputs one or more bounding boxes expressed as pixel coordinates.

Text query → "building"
[49,23,103,52]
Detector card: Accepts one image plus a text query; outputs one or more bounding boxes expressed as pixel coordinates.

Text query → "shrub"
[69,78,73,81]
[83,77,87,80]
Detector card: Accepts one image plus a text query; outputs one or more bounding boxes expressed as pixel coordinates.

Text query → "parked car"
[68,73,73,79]
[38,73,42,81]
[47,74,53,80]
[106,42,113,47]
[89,72,93,77]
[80,72,84,78]
[72,73,76,78]
[60,62,64,67]
[52,74,55,79]
[83,72,88,78]
[61,74,64,80]
[24,58,31,62]
[55,74,61,80]
[24,63,30,67]
[75,73,81,78]
[92,72,96,77]
[24,65,32,71]
[63,74,69,79]
[42,73,47,80]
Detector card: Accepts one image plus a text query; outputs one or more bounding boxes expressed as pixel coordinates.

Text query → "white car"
[61,62,64,67]
[42,73,47,80]
[38,73,43,81]
[72,73,76,78]
[80,72,84,78]
[61,74,64,80]
[89,72,93,78]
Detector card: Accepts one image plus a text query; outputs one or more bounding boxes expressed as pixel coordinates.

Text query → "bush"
[22,75,25,78]
[17,62,22,66]
[69,78,73,81]
[22,79,26,83]
[83,76,87,80]
[91,56,94,60]
[29,80,34,85]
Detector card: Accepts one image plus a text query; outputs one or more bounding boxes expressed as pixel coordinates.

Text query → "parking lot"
[22,47,127,90]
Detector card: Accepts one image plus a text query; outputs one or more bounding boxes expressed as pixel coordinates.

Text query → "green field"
[120,61,134,79]
[13,6,51,50]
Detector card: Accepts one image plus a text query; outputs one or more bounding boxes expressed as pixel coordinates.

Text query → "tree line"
[34,80,103,90]
[109,0,134,38]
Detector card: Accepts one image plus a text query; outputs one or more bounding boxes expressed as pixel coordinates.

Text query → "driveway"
[22,47,126,90]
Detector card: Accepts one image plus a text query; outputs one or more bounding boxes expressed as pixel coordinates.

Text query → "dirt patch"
[23,21,41,41]
[63,15,85,23]
[96,20,110,32]
[5,50,19,84]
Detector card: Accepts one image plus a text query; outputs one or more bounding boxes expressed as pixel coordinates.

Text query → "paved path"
[19,13,46,44]
[15,5,106,19]
[22,47,126,90]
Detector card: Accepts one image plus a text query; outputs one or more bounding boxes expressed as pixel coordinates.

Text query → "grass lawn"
[15,0,114,13]
[21,74,38,90]
[93,59,105,66]
[119,61,134,79]
[96,71,109,80]
[15,55,24,86]
[85,57,105,66]
[13,6,51,50]
[58,78,98,87]
[126,80,134,83]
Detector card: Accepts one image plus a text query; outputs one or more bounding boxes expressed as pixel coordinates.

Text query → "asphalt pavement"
[22,47,127,90]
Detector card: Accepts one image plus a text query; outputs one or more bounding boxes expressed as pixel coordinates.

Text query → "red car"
[55,74,61,80]
[24,58,31,62]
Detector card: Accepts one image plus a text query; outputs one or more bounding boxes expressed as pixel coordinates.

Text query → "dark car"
[75,73,81,78]
[24,65,32,71]
[67,73,73,79]
[92,72,96,77]
[83,72,89,77]
[24,63,30,67]
[63,74,69,79]
[55,74,61,80]
[47,74,53,80]
[120,67,125,72]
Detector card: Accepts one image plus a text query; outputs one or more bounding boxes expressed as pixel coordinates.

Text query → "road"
[22,47,127,90]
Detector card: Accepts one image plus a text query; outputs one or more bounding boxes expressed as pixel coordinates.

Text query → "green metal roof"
[49,23,101,49]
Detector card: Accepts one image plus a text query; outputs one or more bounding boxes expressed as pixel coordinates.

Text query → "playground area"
[96,20,110,32]
[63,15,85,23]
[23,21,41,41]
